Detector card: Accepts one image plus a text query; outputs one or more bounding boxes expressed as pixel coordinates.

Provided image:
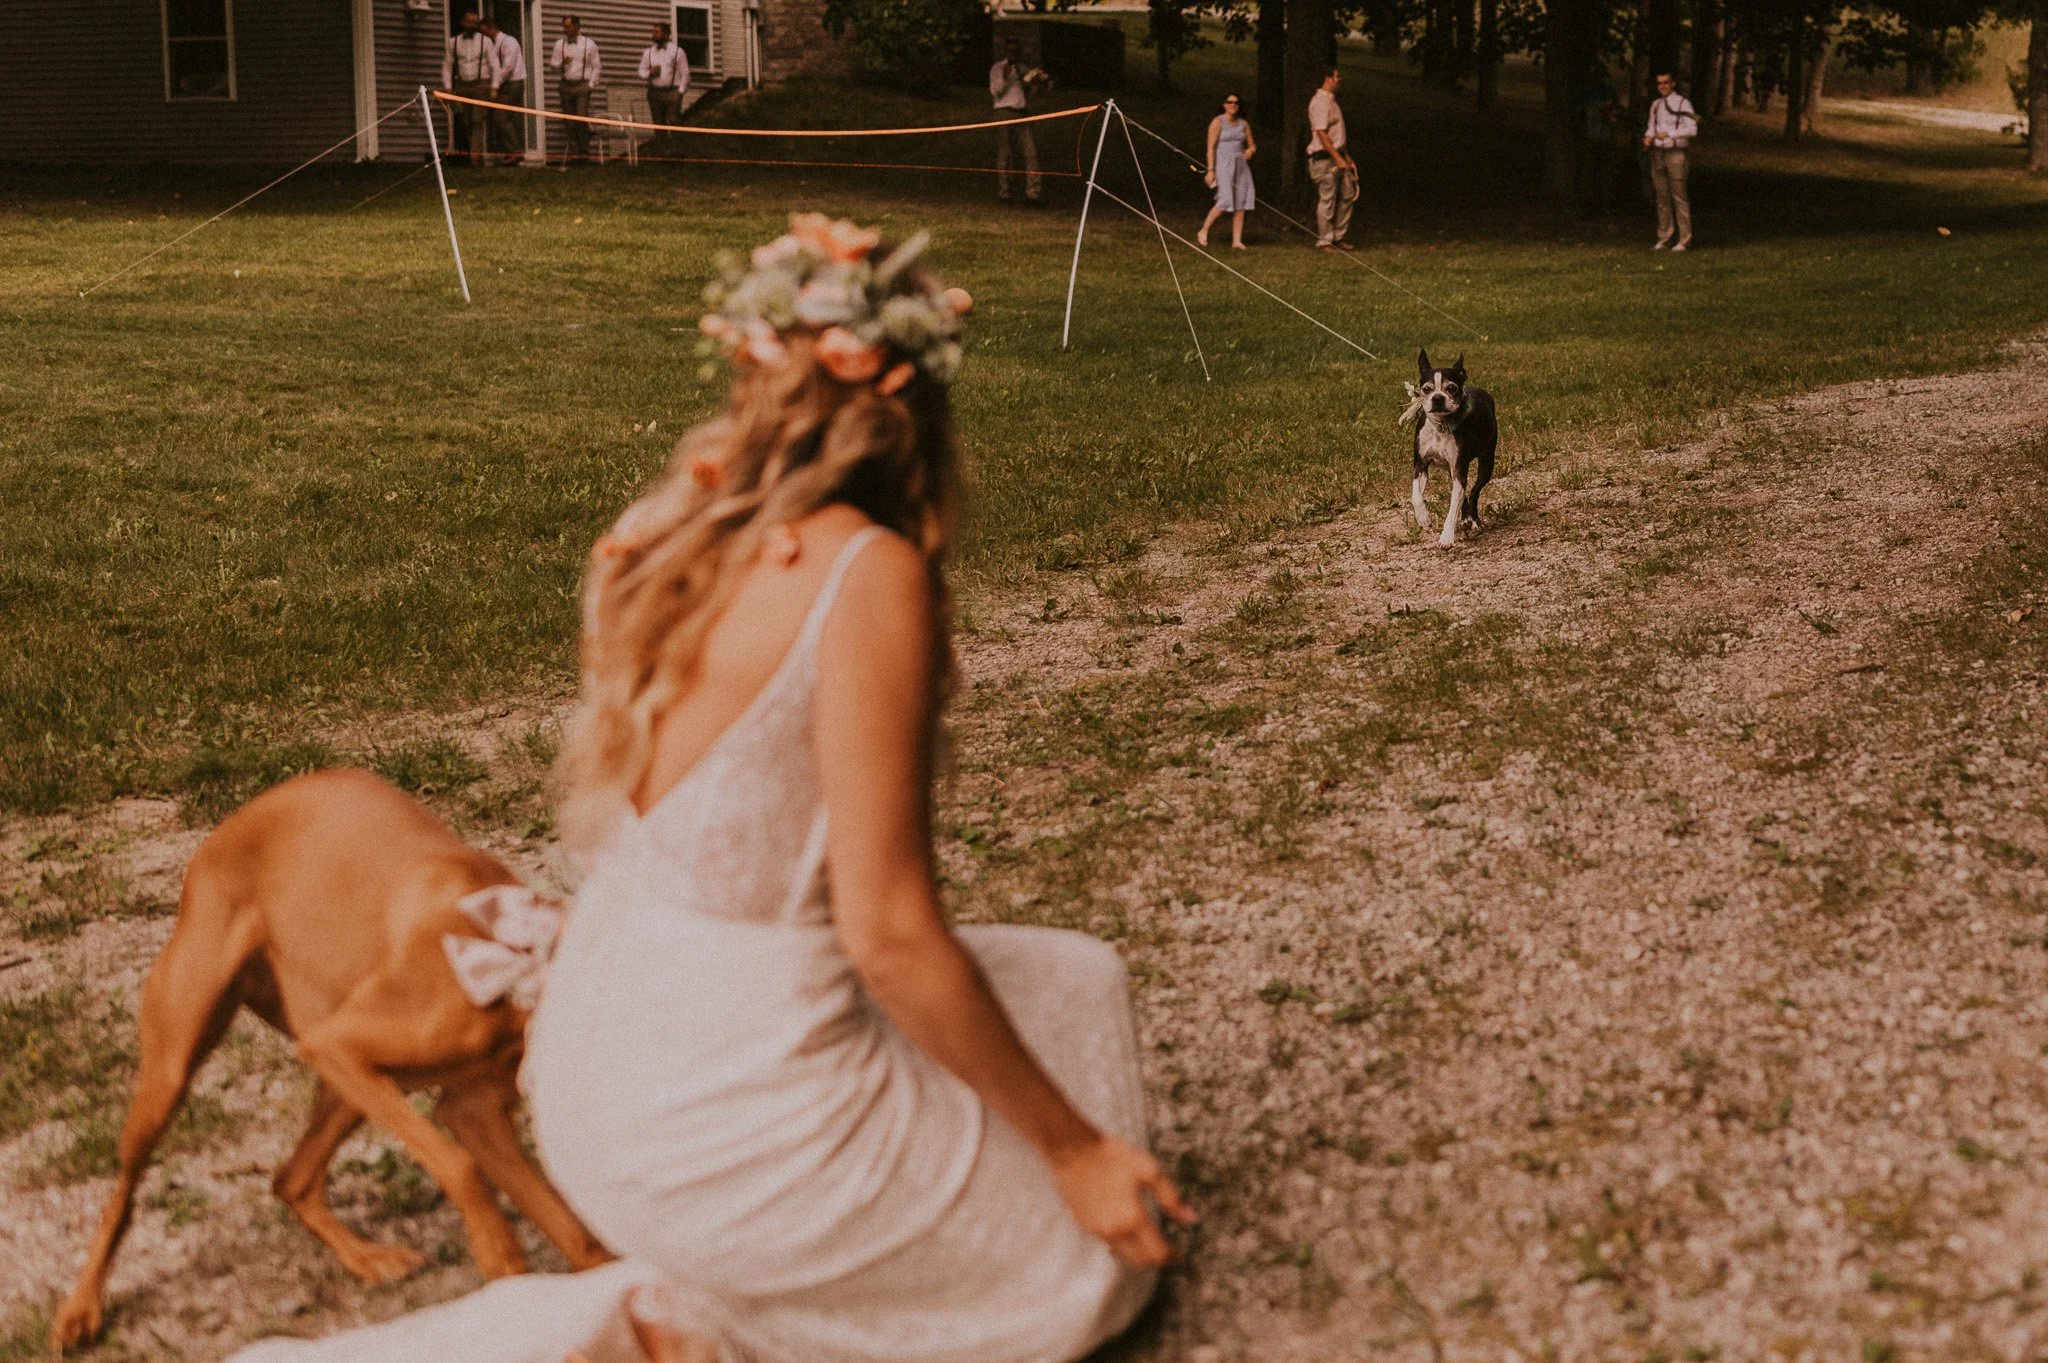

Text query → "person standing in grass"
[639,23,689,132]
[990,39,1045,206]
[551,16,603,164]
[482,15,526,165]
[441,10,494,167]
[1198,94,1256,250]
[1643,72,1697,252]
[1307,67,1358,251]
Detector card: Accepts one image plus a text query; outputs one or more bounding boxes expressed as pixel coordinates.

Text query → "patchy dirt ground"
[6,341,2048,1362]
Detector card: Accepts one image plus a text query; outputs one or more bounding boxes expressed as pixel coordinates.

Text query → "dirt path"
[6,342,2048,1362]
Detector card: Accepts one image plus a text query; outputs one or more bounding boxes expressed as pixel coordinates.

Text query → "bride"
[234,215,1190,1363]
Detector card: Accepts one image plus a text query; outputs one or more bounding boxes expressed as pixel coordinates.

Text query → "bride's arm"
[814,531,1192,1269]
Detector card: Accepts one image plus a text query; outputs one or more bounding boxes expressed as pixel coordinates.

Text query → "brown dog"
[51,769,611,1354]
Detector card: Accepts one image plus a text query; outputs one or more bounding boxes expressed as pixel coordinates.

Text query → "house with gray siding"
[1,0,837,166]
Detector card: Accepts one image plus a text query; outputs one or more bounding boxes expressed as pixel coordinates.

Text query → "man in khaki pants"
[1307,66,1358,250]
[1642,72,1698,251]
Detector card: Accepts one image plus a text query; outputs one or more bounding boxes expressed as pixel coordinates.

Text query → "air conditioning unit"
[405,0,434,12]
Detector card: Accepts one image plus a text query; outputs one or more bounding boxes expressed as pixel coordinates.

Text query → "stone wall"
[755,0,856,82]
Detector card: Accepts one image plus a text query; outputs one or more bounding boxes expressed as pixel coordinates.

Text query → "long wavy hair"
[556,322,962,853]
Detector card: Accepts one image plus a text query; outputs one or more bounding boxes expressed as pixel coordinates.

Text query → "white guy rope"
[78,100,420,298]
[1087,182,1378,360]
[1119,112,1485,342]
[339,161,434,215]
[1116,107,1209,381]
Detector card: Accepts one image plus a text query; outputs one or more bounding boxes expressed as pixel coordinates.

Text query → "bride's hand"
[1051,1134,1195,1268]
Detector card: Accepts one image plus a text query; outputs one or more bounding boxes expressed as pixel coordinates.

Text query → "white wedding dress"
[233,528,1157,1363]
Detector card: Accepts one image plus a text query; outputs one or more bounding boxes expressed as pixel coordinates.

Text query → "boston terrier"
[1403,348,1498,549]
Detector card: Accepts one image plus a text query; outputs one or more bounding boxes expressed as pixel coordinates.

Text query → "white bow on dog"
[442,884,565,1012]
[1396,381,1426,429]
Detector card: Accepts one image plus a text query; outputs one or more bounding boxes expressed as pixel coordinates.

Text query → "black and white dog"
[1404,349,1497,549]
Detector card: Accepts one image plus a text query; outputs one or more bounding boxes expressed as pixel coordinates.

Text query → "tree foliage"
[820,0,987,83]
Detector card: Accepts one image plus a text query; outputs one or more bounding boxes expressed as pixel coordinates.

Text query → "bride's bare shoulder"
[818,521,933,655]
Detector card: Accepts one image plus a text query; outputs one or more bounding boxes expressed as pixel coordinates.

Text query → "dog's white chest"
[1416,419,1460,471]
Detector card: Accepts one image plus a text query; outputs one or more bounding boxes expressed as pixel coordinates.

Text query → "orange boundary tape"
[430,90,1101,138]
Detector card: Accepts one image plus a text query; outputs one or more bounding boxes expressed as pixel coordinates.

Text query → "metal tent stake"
[420,86,473,304]
[1060,99,1115,351]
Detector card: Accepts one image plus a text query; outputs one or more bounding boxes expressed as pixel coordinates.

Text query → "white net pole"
[1061,100,1117,352]
[420,86,473,305]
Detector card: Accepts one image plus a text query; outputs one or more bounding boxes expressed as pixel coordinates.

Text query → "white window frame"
[161,0,238,102]
[674,1,718,77]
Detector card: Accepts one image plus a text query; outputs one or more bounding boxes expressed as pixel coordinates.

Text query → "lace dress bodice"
[596,528,880,931]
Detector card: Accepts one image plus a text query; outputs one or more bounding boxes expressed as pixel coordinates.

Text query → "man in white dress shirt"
[989,38,1043,205]
[639,23,690,132]
[481,14,526,164]
[1642,72,1698,251]
[550,16,603,163]
[441,9,494,166]
[1306,66,1358,250]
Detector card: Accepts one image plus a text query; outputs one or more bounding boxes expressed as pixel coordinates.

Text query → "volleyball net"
[429,87,1107,181]
[81,87,1424,369]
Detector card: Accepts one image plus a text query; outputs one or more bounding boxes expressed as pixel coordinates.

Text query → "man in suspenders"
[482,14,526,165]
[440,10,493,166]
[639,23,690,133]
[550,16,603,163]
[1642,72,1699,252]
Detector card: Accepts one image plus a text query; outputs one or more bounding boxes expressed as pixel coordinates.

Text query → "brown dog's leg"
[436,1074,614,1271]
[271,1080,429,1284]
[296,982,528,1279]
[51,925,246,1354]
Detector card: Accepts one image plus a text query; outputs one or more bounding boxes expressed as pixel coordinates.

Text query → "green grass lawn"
[3,32,2046,815]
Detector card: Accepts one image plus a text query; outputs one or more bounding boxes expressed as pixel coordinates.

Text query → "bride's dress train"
[233,530,1155,1363]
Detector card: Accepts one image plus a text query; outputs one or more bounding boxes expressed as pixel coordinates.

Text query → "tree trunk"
[1783,21,1804,139]
[1282,0,1334,196]
[1802,25,1835,134]
[1709,19,1730,115]
[1454,0,1476,88]
[1689,0,1718,112]
[1257,0,1287,133]
[1732,42,1751,112]
[1545,0,1595,207]
[1905,25,1934,95]
[2030,6,2047,171]
[1421,0,1443,82]
[1646,0,1682,81]
[1477,0,1500,110]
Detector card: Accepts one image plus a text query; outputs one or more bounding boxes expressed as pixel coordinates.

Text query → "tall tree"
[1782,14,1807,134]
[1478,0,1503,107]
[1646,0,1684,74]
[2032,2,2048,169]
[1146,0,1209,91]
[1690,0,1723,108]
[1545,0,1603,204]
[1258,0,1289,130]
[1282,0,1336,194]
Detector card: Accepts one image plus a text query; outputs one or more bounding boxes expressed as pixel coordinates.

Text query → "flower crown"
[696,214,970,396]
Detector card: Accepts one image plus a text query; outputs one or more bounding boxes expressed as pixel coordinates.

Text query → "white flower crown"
[696,213,971,395]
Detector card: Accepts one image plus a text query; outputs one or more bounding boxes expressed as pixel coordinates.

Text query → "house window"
[162,0,236,101]
[675,3,713,73]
